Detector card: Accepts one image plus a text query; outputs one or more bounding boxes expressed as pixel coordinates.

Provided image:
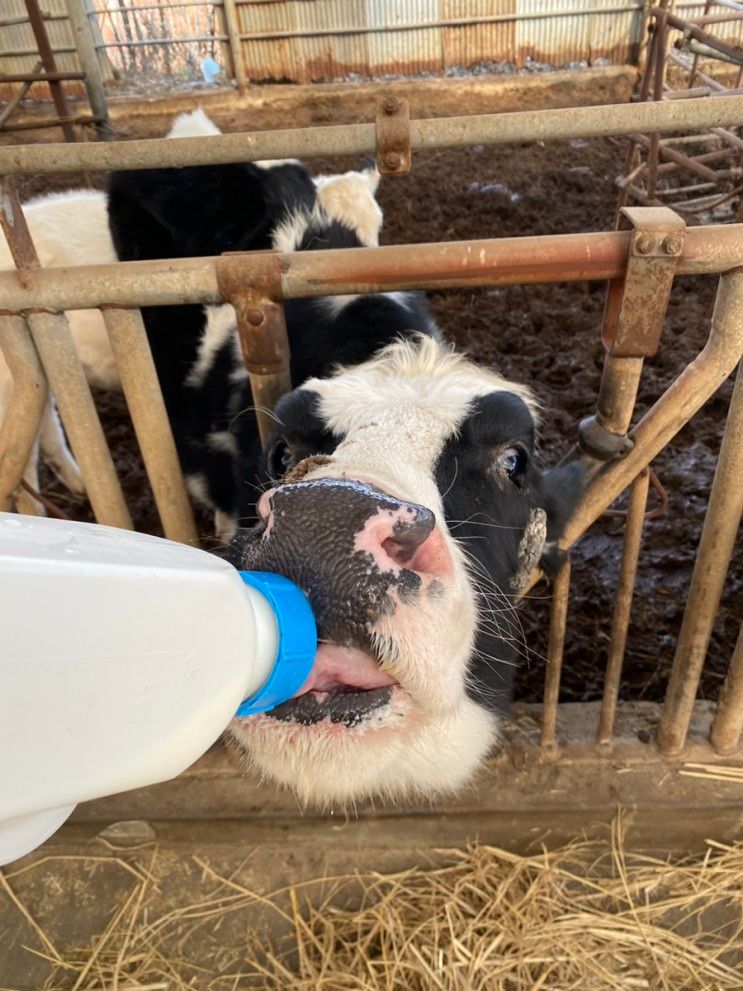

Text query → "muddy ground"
[10,108,741,705]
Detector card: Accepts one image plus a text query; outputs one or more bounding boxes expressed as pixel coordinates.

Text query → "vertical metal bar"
[647,10,668,200]
[0,315,48,513]
[221,0,248,94]
[711,622,743,755]
[540,560,571,752]
[64,0,113,141]
[597,469,651,745]
[596,355,646,437]
[102,307,198,545]
[658,359,743,756]
[27,310,132,530]
[25,0,77,142]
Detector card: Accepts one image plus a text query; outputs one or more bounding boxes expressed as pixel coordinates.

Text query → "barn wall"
[2,0,740,100]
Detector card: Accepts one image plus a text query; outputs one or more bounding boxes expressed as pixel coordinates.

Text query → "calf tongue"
[295,644,397,696]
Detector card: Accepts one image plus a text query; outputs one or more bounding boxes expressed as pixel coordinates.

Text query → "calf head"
[227,338,582,806]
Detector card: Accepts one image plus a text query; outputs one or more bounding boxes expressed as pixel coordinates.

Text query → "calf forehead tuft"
[307,336,536,425]
[299,340,538,486]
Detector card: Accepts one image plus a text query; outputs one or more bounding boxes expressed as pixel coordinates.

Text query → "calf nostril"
[380,509,438,570]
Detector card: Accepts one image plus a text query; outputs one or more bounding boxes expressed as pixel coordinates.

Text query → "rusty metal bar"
[630,133,720,183]
[102,308,197,544]
[0,115,98,134]
[0,71,85,82]
[27,310,132,530]
[657,358,743,756]
[0,181,131,529]
[647,8,669,200]
[580,209,685,462]
[523,268,743,597]
[654,6,743,66]
[0,62,41,131]
[25,0,76,143]
[540,560,571,752]
[0,315,48,513]
[596,469,651,745]
[217,255,291,443]
[711,622,743,755]
[1,224,741,315]
[64,0,113,141]
[3,96,743,174]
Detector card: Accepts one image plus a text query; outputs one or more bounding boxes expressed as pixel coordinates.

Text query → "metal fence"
[1,94,742,773]
[3,0,742,99]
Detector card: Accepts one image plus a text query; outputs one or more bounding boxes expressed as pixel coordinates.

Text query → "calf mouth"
[241,643,403,729]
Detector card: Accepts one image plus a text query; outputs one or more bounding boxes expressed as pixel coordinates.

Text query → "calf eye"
[268,438,296,480]
[496,444,528,483]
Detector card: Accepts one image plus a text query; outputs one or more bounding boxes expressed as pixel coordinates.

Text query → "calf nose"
[257,479,448,576]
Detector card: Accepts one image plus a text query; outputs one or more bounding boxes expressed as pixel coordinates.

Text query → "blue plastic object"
[235,572,317,716]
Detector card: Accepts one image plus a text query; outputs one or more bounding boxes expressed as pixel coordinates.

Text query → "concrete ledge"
[70,701,743,846]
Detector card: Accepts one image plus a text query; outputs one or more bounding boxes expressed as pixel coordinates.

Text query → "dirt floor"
[6,104,742,707]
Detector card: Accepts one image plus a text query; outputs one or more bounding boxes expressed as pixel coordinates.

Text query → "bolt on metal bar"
[2,95,743,174]
[657,357,743,756]
[0,315,48,513]
[596,469,651,745]
[102,308,198,545]
[1,224,741,315]
[711,621,743,754]
[540,560,571,752]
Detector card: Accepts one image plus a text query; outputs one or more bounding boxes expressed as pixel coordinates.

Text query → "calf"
[226,336,582,805]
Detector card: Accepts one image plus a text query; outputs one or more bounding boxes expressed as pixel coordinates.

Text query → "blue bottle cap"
[235,572,317,716]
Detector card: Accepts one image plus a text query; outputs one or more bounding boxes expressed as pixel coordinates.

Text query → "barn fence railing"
[1,96,742,765]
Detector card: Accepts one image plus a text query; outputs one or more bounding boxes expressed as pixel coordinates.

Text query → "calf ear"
[360,160,381,192]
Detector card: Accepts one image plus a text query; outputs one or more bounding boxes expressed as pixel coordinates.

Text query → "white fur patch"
[186,303,237,387]
[167,108,222,139]
[314,169,383,247]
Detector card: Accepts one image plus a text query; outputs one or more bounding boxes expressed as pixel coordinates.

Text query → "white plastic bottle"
[0,513,316,865]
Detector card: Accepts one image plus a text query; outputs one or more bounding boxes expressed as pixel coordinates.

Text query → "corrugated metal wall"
[234,0,649,83]
[2,0,740,97]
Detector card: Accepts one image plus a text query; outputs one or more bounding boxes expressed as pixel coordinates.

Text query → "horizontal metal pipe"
[2,96,743,174]
[0,71,86,82]
[0,225,740,314]
[237,5,644,41]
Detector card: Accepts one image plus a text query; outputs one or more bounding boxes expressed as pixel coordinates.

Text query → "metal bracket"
[602,206,686,358]
[376,95,411,175]
[216,252,291,445]
[578,415,635,461]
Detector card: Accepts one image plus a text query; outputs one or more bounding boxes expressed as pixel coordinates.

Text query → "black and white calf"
[226,336,582,805]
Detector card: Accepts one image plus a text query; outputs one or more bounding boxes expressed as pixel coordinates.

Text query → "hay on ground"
[3,818,743,990]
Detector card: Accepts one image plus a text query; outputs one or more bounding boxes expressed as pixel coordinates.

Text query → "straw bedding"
[4,814,742,991]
